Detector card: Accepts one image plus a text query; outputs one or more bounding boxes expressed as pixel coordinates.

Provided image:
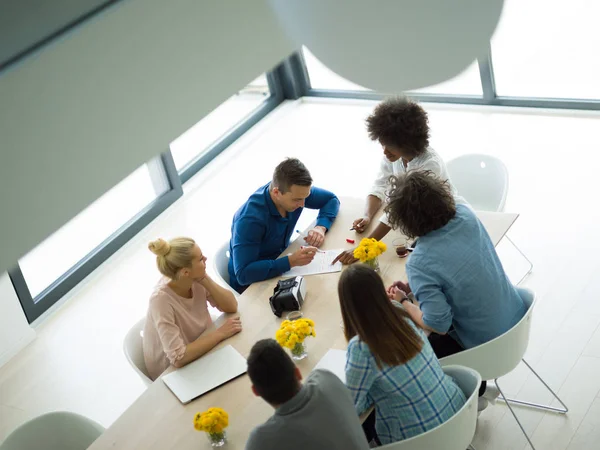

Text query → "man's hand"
[332,249,358,265]
[289,246,318,267]
[217,317,243,340]
[352,216,371,234]
[386,280,411,298]
[304,226,326,247]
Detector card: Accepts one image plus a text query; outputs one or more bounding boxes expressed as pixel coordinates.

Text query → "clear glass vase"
[290,341,307,361]
[207,431,227,447]
[364,257,380,272]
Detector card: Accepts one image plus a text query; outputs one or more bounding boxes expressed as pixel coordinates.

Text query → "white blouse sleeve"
[368,157,394,201]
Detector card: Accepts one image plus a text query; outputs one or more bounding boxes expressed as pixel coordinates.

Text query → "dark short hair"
[384,170,456,239]
[247,339,300,405]
[272,158,313,193]
[338,264,422,369]
[366,97,430,158]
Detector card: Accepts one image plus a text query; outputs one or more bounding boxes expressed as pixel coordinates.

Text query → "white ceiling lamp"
[269,0,504,93]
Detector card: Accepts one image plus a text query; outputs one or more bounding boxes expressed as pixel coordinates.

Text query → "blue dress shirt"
[406,204,527,349]
[228,183,339,292]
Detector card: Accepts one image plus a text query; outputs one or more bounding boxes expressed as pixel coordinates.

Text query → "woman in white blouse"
[334,97,465,264]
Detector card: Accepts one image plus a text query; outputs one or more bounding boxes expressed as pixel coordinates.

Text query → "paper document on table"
[284,249,343,277]
[314,349,347,383]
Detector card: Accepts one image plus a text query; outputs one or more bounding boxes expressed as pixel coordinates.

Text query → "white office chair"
[0,411,105,450]
[123,318,152,386]
[439,288,568,450]
[447,154,532,284]
[378,365,481,450]
[213,241,232,287]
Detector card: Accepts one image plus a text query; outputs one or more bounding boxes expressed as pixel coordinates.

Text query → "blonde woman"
[143,237,241,380]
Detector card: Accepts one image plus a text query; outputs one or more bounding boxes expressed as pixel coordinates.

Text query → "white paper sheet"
[313,348,347,383]
[284,249,343,277]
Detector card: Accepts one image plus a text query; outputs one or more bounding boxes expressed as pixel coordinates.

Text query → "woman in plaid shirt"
[339,265,466,445]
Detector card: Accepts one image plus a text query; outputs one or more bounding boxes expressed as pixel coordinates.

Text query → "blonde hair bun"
[148,238,171,257]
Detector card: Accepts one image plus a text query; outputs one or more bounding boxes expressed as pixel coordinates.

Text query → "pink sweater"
[143,278,216,380]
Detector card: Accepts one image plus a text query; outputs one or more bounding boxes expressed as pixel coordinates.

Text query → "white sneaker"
[482,385,501,405]
[478,397,489,413]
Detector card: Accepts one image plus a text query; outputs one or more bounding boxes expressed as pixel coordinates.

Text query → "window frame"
[301,46,600,111]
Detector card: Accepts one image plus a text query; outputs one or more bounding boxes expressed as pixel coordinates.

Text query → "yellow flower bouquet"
[275,318,316,360]
[194,407,229,447]
[353,238,387,271]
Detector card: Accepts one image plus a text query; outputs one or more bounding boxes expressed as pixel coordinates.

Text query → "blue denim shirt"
[228,183,339,292]
[406,204,527,349]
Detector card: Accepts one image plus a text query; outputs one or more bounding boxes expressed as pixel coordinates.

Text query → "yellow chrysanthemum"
[275,317,316,350]
[194,408,229,434]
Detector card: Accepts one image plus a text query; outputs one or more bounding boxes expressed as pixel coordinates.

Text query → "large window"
[11,66,282,323]
[170,74,271,171]
[18,161,169,298]
[492,0,600,99]
[303,47,482,96]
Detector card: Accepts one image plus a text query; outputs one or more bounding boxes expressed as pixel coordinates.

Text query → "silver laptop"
[162,345,247,404]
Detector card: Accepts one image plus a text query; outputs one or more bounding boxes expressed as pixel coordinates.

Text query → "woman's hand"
[386,280,411,298]
[352,216,371,233]
[217,317,242,340]
[332,249,358,265]
[389,286,408,302]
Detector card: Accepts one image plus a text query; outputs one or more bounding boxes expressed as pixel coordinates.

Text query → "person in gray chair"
[245,339,370,450]
[384,170,527,411]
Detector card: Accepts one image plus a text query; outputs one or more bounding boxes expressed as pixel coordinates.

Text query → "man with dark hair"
[245,339,369,450]
[333,96,465,265]
[229,158,339,293]
[384,170,526,411]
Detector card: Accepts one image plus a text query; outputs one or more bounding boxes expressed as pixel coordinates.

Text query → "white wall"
[0,272,35,368]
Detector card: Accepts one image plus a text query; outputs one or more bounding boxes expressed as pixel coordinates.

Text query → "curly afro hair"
[366,97,430,158]
[384,170,456,239]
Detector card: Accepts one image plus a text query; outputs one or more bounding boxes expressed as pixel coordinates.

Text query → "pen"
[301,246,325,253]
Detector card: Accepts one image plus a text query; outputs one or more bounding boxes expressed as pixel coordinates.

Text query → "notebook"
[162,345,247,404]
[313,348,347,383]
[284,249,343,277]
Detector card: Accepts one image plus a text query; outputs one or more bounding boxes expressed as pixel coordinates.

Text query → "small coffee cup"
[393,238,410,258]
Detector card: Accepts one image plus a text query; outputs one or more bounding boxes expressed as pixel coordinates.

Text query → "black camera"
[269,276,307,317]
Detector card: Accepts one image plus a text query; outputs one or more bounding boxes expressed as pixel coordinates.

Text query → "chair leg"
[495,379,537,450]
[498,359,569,414]
[505,236,533,285]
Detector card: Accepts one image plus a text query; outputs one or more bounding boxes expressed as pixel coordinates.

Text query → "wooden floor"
[2,98,600,449]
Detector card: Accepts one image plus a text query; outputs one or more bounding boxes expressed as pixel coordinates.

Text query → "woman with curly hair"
[334,97,465,264]
[384,171,526,411]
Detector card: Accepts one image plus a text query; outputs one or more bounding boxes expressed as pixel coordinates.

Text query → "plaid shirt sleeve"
[345,339,376,415]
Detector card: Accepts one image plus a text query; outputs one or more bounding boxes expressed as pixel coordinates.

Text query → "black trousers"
[428,333,487,396]
[362,410,380,446]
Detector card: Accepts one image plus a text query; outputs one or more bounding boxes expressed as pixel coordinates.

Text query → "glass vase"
[365,257,380,272]
[206,431,227,447]
[290,341,307,361]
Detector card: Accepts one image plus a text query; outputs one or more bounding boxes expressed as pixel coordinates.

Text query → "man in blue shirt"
[229,158,340,293]
[384,170,526,409]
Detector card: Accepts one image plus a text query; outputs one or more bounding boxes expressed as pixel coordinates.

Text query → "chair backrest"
[0,411,105,450]
[123,317,152,386]
[213,241,231,286]
[440,287,535,380]
[378,365,481,450]
[447,154,509,212]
